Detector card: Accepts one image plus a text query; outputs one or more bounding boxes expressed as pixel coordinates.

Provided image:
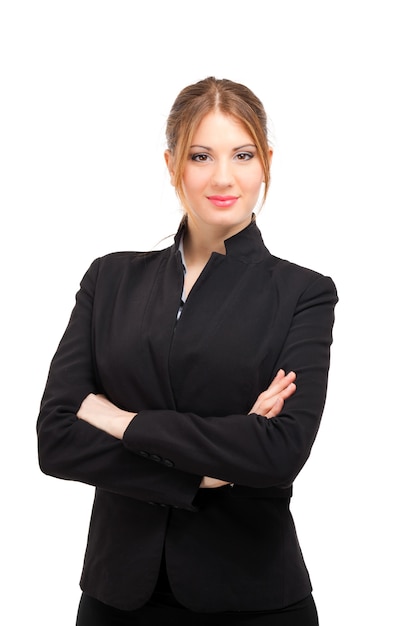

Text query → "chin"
[206,210,252,227]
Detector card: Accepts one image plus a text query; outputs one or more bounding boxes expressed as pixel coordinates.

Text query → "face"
[166,111,271,239]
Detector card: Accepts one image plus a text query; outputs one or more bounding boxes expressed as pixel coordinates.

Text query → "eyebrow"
[189,143,257,151]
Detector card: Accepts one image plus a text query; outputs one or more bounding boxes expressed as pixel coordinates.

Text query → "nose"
[211,158,234,187]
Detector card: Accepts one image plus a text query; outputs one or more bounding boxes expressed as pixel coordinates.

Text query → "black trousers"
[76,592,319,626]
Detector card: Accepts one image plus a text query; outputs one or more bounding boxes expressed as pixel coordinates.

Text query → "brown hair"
[166,77,272,211]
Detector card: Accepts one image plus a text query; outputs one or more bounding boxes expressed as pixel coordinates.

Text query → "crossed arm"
[77,369,297,488]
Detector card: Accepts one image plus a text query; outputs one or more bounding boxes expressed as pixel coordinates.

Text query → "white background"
[1,1,416,624]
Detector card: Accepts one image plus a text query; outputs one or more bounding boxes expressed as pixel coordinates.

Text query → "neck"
[182,230,222,268]
[183,215,252,266]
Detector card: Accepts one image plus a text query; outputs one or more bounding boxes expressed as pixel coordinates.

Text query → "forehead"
[191,111,253,145]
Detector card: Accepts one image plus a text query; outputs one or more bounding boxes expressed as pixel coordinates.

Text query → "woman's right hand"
[249,369,296,419]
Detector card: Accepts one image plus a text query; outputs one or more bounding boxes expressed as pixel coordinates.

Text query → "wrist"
[110,411,137,439]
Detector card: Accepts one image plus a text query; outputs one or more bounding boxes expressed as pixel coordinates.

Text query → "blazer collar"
[173,215,271,265]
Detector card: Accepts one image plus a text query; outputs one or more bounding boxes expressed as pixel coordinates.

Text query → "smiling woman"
[37,76,338,626]
[165,110,271,296]
[166,111,269,240]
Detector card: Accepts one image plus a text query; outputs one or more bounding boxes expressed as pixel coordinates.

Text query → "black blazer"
[37,219,338,612]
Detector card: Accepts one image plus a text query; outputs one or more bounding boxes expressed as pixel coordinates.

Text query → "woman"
[37,77,338,625]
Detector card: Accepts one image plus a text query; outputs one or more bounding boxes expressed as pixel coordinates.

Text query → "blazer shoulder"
[270,256,337,296]
[97,247,167,266]
[79,248,170,295]
[86,247,168,274]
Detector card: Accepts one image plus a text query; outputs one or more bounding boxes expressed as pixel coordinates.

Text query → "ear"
[164,150,176,186]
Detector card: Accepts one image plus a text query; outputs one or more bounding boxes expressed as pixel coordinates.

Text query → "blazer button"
[139,450,149,458]
[149,454,162,463]
[162,458,174,467]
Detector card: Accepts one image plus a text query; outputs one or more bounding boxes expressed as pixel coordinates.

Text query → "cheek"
[182,169,209,194]
[242,169,264,192]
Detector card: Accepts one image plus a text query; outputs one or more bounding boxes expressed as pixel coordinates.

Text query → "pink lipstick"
[207,195,239,208]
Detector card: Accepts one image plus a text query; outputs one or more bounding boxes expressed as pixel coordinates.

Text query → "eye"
[190,153,212,162]
[235,151,254,161]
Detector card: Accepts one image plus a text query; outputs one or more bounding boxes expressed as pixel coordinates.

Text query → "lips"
[207,195,239,208]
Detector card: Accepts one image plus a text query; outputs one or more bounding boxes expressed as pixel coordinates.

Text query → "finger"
[276,370,296,386]
[264,396,284,419]
[278,381,297,400]
[262,371,296,400]
[248,372,296,415]
[271,370,296,388]
[262,382,297,419]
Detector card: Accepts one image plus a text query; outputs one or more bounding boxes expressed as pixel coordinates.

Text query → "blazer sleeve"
[36,259,201,510]
[123,274,338,489]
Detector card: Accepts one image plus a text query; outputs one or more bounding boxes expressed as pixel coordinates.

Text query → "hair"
[165,76,271,212]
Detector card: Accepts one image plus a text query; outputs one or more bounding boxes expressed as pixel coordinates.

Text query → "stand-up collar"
[173,216,271,265]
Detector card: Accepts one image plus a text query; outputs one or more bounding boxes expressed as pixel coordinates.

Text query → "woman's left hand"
[77,393,136,439]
